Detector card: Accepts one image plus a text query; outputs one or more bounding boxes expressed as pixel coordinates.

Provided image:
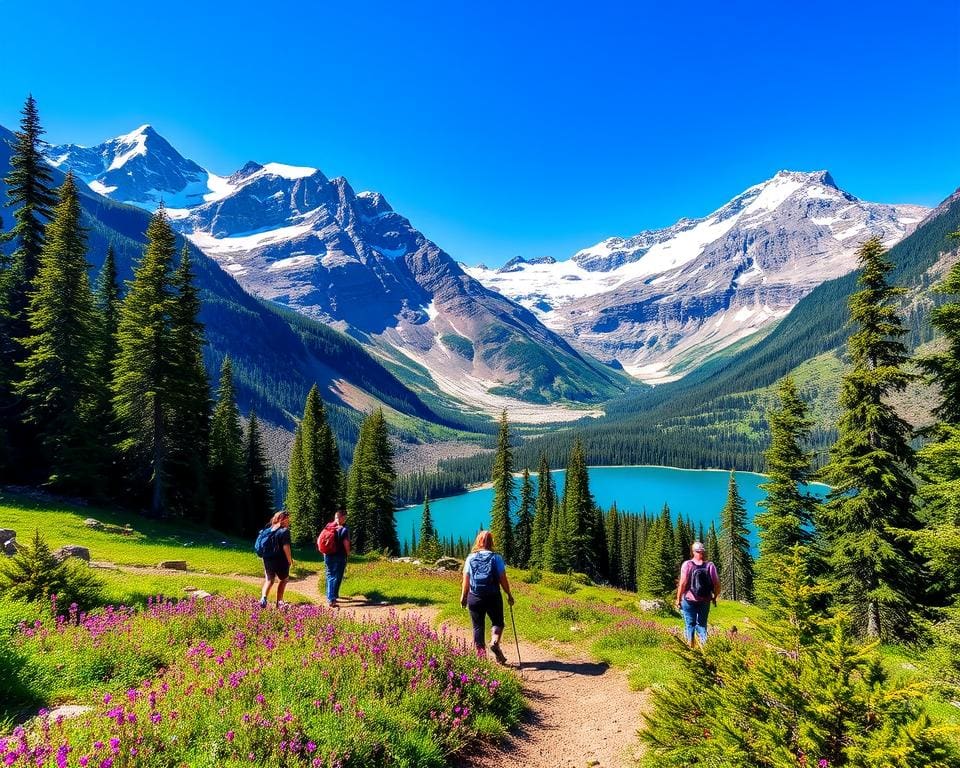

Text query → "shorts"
[263,557,290,580]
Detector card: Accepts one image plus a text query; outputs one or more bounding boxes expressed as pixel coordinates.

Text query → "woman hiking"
[460,530,515,663]
[258,510,293,608]
[675,540,719,647]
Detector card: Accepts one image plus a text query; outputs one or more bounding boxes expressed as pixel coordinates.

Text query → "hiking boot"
[258,596,267,609]
[329,600,339,608]
[489,642,507,664]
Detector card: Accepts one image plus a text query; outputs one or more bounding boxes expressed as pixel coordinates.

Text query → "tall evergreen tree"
[529,452,554,568]
[564,438,601,577]
[285,426,306,526]
[819,236,922,640]
[15,174,97,491]
[208,357,243,533]
[605,503,622,587]
[347,409,398,554]
[89,244,122,487]
[489,410,515,561]
[718,470,753,602]
[112,209,178,515]
[640,505,676,596]
[418,493,441,560]
[0,95,57,477]
[514,468,534,568]
[167,246,210,518]
[243,411,274,535]
[707,521,720,568]
[755,376,820,606]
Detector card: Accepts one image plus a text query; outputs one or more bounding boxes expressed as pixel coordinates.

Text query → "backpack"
[689,561,714,600]
[254,526,280,558]
[468,551,500,595]
[317,522,340,555]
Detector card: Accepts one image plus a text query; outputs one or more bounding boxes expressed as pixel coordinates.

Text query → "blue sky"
[2,1,958,267]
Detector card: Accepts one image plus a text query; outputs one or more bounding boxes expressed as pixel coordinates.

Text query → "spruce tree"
[0,95,56,478]
[718,471,753,602]
[529,452,554,568]
[89,244,122,487]
[285,426,306,529]
[167,246,210,518]
[113,209,177,515]
[605,503,622,587]
[514,468,534,568]
[707,521,720,568]
[418,493,440,560]
[243,411,274,536]
[819,237,922,640]
[347,409,397,554]
[15,174,98,492]
[756,376,820,606]
[208,357,243,532]
[640,506,676,596]
[564,438,600,577]
[489,409,514,561]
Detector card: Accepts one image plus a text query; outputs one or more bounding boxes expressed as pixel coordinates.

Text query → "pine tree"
[418,493,441,561]
[605,503,622,587]
[0,530,103,611]
[167,246,210,519]
[243,411,274,536]
[0,95,57,478]
[707,521,720,569]
[756,376,820,606]
[529,452,554,568]
[640,506,676,596]
[489,410,514,561]
[113,209,178,516]
[208,357,243,532]
[718,471,753,602]
[347,409,397,554]
[15,173,97,492]
[285,426,306,528]
[820,237,922,640]
[89,244,122,488]
[514,468,534,568]
[564,438,600,577]
[915,253,960,695]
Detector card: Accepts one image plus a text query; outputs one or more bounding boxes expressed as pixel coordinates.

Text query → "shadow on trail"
[338,591,437,608]
[518,659,609,677]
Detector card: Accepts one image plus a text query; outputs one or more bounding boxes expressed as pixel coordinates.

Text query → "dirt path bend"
[110,566,648,768]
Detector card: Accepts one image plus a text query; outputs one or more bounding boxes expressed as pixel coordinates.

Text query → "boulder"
[0,529,14,545]
[84,518,103,530]
[434,556,462,572]
[54,545,91,563]
[638,598,669,614]
[3,538,16,556]
[158,560,188,571]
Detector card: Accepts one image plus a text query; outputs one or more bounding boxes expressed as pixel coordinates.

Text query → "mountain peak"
[771,169,837,189]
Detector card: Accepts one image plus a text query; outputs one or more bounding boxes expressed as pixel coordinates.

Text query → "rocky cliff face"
[467,171,927,382]
[47,128,624,410]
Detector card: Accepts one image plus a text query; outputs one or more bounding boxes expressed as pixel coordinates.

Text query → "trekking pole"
[508,601,522,676]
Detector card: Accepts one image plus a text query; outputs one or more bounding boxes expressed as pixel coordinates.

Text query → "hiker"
[675,540,719,647]
[460,530,514,663]
[318,508,351,608]
[258,510,293,608]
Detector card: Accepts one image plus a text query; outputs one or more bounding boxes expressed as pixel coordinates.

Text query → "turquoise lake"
[395,466,829,550]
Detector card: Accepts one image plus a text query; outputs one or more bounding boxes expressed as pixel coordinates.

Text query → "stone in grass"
[3,538,16,556]
[53,545,91,563]
[434,556,462,571]
[159,560,188,571]
[638,598,669,614]
[84,518,103,530]
[0,528,15,545]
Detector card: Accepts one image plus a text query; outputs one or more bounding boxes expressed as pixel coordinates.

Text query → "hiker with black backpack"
[460,530,514,664]
[316,508,350,608]
[255,510,293,609]
[675,541,719,647]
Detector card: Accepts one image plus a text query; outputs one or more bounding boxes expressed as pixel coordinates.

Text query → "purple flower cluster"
[5,597,522,767]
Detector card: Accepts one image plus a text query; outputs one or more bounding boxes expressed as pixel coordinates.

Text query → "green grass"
[0,491,324,577]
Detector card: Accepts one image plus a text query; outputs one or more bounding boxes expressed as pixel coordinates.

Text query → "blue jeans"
[680,598,710,646]
[324,554,347,603]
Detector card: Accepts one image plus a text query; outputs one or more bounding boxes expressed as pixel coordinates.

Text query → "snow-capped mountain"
[466,171,927,382]
[46,129,625,413]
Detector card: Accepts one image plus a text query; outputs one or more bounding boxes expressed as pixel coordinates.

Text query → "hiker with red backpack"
[317,509,351,607]
[460,530,514,663]
[675,541,720,647]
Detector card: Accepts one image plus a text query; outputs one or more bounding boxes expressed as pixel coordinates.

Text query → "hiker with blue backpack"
[460,530,514,663]
[675,541,720,647]
[255,510,293,608]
